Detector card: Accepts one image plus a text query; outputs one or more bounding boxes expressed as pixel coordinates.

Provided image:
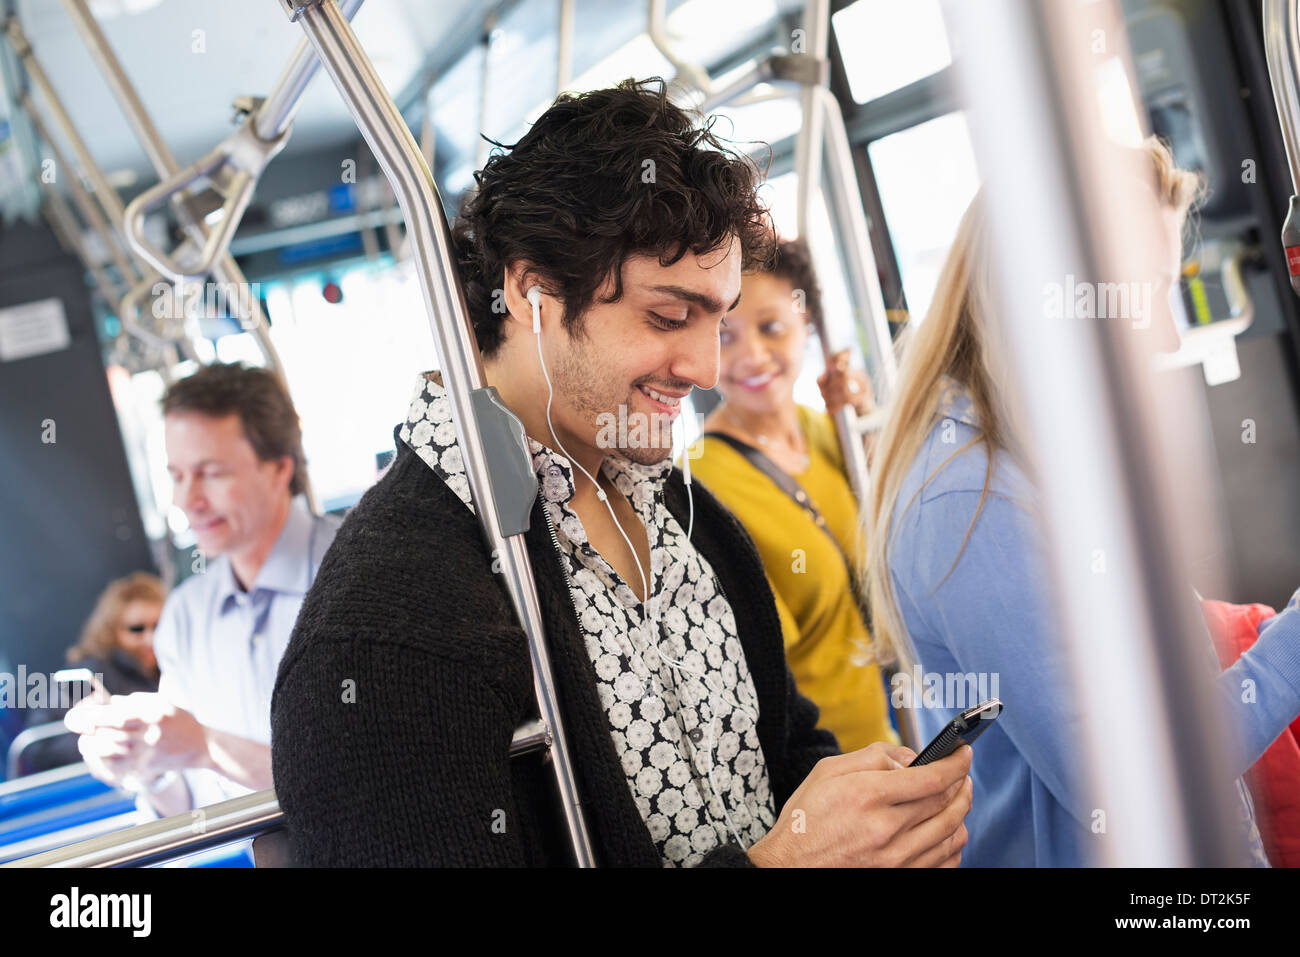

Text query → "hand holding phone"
[909,698,1003,767]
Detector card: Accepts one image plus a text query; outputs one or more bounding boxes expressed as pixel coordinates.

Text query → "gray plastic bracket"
[470,386,537,537]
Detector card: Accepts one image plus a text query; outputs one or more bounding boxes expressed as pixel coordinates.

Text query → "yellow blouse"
[691,405,898,753]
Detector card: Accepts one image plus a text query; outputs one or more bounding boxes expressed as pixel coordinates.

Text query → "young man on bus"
[271,79,973,867]
[67,363,340,818]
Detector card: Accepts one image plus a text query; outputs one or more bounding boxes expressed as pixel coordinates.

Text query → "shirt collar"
[215,496,315,610]
[402,370,673,510]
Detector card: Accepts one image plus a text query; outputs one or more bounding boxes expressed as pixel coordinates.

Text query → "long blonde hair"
[67,572,165,665]
[862,137,1204,668]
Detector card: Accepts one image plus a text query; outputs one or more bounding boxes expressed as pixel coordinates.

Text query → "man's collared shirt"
[399,372,776,866]
[151,495,340,812]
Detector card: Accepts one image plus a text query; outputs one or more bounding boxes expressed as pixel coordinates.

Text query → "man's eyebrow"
[648,284,741,315]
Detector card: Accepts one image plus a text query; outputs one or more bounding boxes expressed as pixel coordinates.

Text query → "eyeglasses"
[123,623,157,634]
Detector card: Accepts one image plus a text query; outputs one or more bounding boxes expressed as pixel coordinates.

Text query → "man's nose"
[672,323,722,391]
[177,476,205,513]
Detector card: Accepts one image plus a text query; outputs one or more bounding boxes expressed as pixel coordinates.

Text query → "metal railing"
[2,720,550,867]
[654,0,912,748]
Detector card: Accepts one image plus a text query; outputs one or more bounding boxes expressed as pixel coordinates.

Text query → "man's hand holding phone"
[746,741,973,867]
[65,692,208,792]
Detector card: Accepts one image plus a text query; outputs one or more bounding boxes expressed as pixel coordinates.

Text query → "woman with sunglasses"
[66,572,164,694]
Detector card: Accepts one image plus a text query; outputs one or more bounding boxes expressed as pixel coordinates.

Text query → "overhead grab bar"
[121,0,363,282]
[647,0,712,96]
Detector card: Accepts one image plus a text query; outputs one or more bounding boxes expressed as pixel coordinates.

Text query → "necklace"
[754,433,810,471]
[722,405,811,473]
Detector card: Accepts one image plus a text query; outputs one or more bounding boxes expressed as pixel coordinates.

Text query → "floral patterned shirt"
[398,372,776,866]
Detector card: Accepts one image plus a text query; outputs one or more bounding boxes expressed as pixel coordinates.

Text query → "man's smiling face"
[541,241,742,468]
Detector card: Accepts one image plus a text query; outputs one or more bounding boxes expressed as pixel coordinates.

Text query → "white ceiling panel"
[13,0,489,182]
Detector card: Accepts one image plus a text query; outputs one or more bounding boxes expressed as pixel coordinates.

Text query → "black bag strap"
[702,430,858,578]
[703,429,875,650]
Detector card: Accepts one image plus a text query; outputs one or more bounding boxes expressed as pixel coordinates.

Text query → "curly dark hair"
[453,78,775,357]
[768,237,824,331]
[161,362,306,497]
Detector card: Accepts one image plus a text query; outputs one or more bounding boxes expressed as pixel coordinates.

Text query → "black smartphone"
[908,698,1003,767]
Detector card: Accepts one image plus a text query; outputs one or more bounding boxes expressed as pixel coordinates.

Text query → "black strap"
[702,430,862,588]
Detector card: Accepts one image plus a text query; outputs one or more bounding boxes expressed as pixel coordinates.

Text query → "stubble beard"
[550,333,673,468]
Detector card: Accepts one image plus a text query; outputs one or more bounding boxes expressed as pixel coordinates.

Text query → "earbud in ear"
[526,285,542,334]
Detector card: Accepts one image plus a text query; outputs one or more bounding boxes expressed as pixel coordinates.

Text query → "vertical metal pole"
[23,102,137,285]
[1263,0,1300,296]
[5,17,136,264]
[793,2,915,749]
[942,0,1247,865]
[279,0,596,866]
[41,184,125,310]
[557,0,574,94]
[791,0,888,506]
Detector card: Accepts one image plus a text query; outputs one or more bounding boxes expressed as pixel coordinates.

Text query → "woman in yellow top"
[691,238,896,752]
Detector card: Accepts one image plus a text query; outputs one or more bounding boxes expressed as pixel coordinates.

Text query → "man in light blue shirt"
[67,363,339,817]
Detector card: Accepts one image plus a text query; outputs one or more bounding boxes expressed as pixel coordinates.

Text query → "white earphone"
[528,282,750,848]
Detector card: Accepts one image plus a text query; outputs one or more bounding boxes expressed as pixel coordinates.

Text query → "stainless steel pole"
[942,0,1247,865]
[1262,0,1300,296]
[23,101,137,284]
[557,0,574,94]
[791,0,885,509]
[41,183,125,310]
[277,0,596,866]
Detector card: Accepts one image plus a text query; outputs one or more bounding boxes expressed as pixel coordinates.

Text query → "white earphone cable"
[529,284,749,848]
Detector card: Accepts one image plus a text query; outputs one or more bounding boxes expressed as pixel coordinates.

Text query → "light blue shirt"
[888,381,1300,866]
[148,496,340,812]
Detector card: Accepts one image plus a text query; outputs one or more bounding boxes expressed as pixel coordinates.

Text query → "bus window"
[833,0,952,105]
[867,111,980,324]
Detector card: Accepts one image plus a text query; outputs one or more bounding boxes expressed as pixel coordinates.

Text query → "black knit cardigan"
[270,430,841,866]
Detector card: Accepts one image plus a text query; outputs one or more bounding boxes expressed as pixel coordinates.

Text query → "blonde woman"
[67,572,164,695]
[863,138,1300,866]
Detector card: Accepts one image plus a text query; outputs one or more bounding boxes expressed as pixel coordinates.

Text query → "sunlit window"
[264,260,437,511]
[428,43,486,197]
[833,0,953,104]
[868,111,981,324]
[754,171,859,410]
